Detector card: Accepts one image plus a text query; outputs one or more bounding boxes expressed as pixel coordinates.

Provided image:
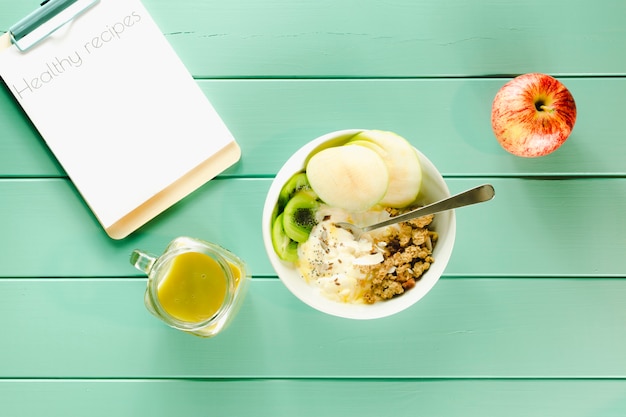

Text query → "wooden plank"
[152,0,626,77]
[1,278,625,378]
[1,0,623,77]
[201,78,626,177]
[0,178,624,278]
[2,78,625,177]
[0,86,65,177]
[1,379,625,417]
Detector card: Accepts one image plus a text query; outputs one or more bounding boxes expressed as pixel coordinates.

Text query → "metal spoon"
[335,184,495,239]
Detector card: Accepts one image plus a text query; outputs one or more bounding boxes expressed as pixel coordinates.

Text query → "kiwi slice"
[271,212,299,262]
[282,190,320,243]
[278,172,312,211]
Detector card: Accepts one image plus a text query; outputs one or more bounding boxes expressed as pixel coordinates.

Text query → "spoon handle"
[362,184,495,233]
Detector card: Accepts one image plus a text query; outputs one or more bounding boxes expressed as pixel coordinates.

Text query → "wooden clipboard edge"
[0,33,11,51]
[104,141,241,240]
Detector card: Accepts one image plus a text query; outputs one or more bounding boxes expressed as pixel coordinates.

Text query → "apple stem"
[535,100,554,113]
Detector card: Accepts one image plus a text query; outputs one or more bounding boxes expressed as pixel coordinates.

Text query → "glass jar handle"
[130,250,157,274]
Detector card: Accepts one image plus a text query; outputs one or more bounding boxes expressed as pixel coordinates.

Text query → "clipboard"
[0,0,241,239]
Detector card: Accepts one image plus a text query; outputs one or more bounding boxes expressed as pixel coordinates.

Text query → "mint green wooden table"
[1,0,625,415]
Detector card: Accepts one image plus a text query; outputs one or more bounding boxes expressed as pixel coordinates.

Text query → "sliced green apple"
[306,144,389,212]
[348,130,422,208]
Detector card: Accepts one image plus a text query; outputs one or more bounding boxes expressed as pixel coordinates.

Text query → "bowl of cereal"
[262,129,456,319]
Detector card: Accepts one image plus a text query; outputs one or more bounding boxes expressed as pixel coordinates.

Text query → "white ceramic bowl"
[262,129,456,319]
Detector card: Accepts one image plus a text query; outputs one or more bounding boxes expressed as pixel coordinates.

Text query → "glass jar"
[130,236,249,337]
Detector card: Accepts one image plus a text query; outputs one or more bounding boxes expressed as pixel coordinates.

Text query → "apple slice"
[348,130,422,208]
[306,144,389,212]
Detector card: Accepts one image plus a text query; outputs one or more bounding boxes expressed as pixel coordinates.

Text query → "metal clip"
[9,0,99,52]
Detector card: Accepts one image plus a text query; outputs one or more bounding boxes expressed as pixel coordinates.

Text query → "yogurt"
[296,205,391,303]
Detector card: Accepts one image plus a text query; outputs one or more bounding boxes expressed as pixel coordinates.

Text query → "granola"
[361,209,437,304]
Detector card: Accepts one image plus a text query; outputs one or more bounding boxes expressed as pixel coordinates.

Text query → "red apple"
[491,73,577,157]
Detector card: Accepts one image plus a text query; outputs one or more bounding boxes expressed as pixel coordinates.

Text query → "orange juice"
[156,252,240,323]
